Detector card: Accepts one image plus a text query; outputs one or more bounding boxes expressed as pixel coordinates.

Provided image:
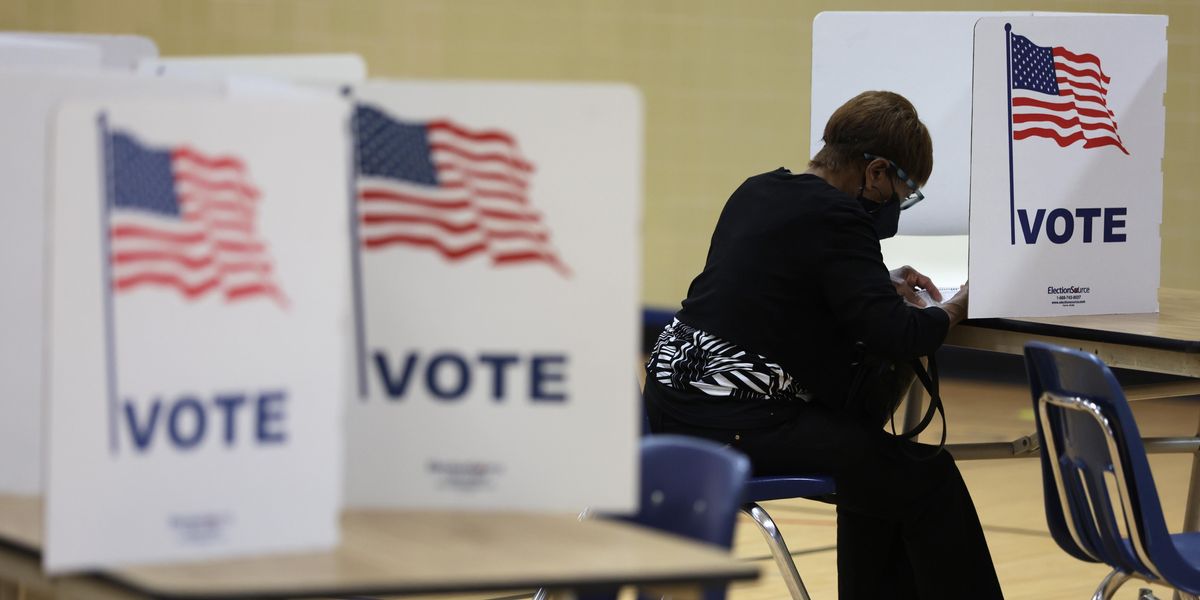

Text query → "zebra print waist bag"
[647,319,812,405]
[646,319,946,459]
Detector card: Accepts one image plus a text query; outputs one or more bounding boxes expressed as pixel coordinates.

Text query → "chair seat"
[745,475,835,503]
[1172,532,1200,565]
[1116,532,1200,593]
[1165,531,1200,593]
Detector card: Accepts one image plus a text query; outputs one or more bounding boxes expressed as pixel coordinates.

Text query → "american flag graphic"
[104,131,286,306]
[353,103,568,276]
[1009,30,1129,155]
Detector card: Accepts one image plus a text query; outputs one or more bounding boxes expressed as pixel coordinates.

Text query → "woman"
[643,91,1002,599]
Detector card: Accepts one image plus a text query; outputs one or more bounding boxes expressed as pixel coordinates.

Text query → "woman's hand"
[939,281,970,326]
[889,265,942,307]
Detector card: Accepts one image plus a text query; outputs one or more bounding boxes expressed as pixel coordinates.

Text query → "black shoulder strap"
[890,355,947,460]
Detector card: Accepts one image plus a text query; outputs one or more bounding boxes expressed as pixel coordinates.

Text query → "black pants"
[644,378,1004,600]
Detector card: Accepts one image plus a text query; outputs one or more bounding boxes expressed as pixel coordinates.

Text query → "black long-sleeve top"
[671,168,949,424]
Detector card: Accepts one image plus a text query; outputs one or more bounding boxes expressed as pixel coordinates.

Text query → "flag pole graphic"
[346,96,369,399]
[1005,23,1017,246]
[97,113,120,454]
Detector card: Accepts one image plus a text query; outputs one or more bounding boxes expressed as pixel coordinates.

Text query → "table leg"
[0,547,55,600]
[641,583,707,600]
[545,586,705,600]
[0,579,63,600]
[1171,413,1200,600]
[1184,411,1200,534]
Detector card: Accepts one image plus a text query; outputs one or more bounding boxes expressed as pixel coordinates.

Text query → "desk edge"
[963,318,1200,354]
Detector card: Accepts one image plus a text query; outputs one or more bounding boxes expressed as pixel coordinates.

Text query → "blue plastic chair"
[740,475,836,600]
[640,387,834,600]
[572,435,751,600]
[635,436,751,550]
[1024,342,1200,599]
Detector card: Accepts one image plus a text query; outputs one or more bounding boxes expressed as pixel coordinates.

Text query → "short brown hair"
[808,91,933,186]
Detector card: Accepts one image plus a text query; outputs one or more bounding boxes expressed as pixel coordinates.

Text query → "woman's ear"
[866,158,890,187]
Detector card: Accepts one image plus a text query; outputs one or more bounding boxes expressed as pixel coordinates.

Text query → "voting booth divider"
[0,70,227,496]
[0,36,101,68]
[43,97,353,572]
[0,45,643,573]
[969,15,1166,317]
[0,31,158,70]
[345,81,641,511]
[0,32,157,69]
[811,12,1167,318]
[136,53,368,86]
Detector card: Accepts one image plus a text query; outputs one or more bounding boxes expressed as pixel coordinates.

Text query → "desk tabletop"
[947,287,1200,376]
[0,495,758,599]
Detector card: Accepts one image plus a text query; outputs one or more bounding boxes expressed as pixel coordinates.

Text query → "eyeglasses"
[863,153,925,210]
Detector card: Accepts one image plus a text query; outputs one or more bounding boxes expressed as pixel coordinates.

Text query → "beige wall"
[3,0,1196,306]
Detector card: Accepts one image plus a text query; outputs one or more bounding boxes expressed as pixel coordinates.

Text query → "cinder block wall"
[4,0,1195,306]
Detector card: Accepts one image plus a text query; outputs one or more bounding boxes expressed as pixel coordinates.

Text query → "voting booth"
[812,12,1167,318]
[0,70,226,495]
[42,96,353,572]
[970,16,1166,317]
[345,80,643,512]
[0,32,156,69]
[0,52,645,572]
[0,35,101,68]
[138,53,367,86]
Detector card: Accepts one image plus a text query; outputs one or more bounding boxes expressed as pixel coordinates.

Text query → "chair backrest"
[1024,342,1187,582]
[576,436,748,600]
[633,435,751,550]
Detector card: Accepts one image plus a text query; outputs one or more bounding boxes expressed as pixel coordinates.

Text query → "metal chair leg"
[1092,568,1131,600]
[741,502,813,600]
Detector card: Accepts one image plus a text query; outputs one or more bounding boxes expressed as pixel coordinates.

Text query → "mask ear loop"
[857,181,880,216]
[858,176,885,216]
[871,164,902,209]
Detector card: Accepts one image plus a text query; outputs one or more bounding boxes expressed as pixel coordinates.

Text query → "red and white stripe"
[110,148,286,305]
[1012,47,1129,154]
[359,120,568,275]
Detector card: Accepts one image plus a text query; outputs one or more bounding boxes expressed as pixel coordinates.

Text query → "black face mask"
[856,185,902,240]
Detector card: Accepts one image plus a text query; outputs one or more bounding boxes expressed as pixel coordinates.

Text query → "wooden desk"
[946,287,1200,379]
[929,287,1200,535]
[0,495,758,599]
[938,287,1200,424]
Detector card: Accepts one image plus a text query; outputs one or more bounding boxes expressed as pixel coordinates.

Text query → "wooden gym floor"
[727,372,1197,600]
[401,349,1199,600]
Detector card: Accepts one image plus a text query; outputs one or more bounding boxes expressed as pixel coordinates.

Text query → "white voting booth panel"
[0,70,226,495]
[813,12,1166,318]
[813,12,1030,297]
[0,32,157,69]
[0,36,101,68]
[812,11,1091,236]
[43,98,352,573]
[138,53,367,85]
[970,15,1166,317]
[881,235,967,299]
[345,80,642,512]
[811,11,1022,237]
